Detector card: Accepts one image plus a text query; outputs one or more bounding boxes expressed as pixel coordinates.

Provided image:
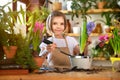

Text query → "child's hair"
[46,11,67,34]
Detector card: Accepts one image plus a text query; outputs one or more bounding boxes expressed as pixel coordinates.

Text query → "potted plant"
[109,20,120,71]
[26,6,50,70]
[92,34,114,60]
[109,27,120,57]
[101,12,119,33]
[0,2,19,59]
[0,28,6,59]
[69,0,96,69]
[0,2,38,72]
[14,34,38,72]
[27,6,50,55]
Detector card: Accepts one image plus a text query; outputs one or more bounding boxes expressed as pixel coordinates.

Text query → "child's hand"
[47,43,57,53]
[86,37,92,45]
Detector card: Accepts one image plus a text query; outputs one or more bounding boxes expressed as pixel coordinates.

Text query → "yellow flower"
[105,41,109,44]
[107,33,112,37]
[110,26,115,30]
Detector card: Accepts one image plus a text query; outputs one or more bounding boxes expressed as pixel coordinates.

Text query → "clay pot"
[33,56,45,72]
[97,1,106,9]
[3,46,17,59]
[27,0,45,11]
[52,2,62,11]
[34,56,45,67]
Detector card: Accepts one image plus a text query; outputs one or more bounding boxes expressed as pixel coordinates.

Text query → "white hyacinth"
[14,23,26,38]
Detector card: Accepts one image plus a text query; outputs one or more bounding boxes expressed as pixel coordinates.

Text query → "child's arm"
[73,44,80,55]
[73,37,91,56]
[83,37,92,56]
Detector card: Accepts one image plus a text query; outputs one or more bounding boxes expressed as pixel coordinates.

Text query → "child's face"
[51,16,65,35]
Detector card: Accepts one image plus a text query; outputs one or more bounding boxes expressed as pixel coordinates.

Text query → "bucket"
[69,56,92,69]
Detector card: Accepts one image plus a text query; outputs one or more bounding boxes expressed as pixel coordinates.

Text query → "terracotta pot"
[52,2,62,11]
[33,56,45,72]
[34,56,45,67]
[3,46,17,59]
[97,1,106,9]
[27,0,45,11]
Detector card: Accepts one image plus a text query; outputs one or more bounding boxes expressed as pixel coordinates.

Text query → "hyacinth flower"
[80,21,95,54]
[32,22,44,51]
[87,22,95,36]
[13,23,26,38]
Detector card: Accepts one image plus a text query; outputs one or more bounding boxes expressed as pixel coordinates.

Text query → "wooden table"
[0,70,120,80]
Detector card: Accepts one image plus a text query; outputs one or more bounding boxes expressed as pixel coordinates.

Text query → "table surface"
[0,68,120,80]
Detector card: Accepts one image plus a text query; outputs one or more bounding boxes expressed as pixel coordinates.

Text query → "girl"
[39,11,89,69]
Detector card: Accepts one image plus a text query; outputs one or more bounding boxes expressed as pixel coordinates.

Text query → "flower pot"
[3,46,17,59]
[52,2,62,11]
[33,56,45,72]
[34,56,45,67]
[97,1,106,9]
[72,26,80,34]
[69,56,92,69]
[110,57,120,71]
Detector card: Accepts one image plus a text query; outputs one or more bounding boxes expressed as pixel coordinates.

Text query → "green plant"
[98,0,109,2]
[71,0,96,20]
[71,0,96,54]
[101,12,115,26]
[0,2,26,47]
[104,0,120,9]
[110,26,120,57]
[92,34,114,59]
[99,0,104,1]
[0,1,38,71]
[14,34,38,71]
[26,6,50,54]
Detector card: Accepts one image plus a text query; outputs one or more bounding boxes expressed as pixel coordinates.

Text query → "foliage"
[109,26,120,56]
[71,0,96,54]
[0,2,26,47]
[26,6,50,53]
[101,0,120,26]
[0,1,38,70]
[101,12,116,26]
[96,0,119,8]
[32,22,44,51]
[71,0,96,20]
[92,22,120,59]
[104,0,120,9]
[92,34,114,59]
[14,34,38,71]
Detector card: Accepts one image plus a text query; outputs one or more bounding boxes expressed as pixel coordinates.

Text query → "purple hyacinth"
[87,21,95,36]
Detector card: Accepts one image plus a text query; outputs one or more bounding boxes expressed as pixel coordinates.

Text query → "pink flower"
[99,35,104,41]
[104,34,109,41]
[99,34,109,42]
[34,22,44,33]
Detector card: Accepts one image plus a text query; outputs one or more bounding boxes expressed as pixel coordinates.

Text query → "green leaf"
[79,18,87,54]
